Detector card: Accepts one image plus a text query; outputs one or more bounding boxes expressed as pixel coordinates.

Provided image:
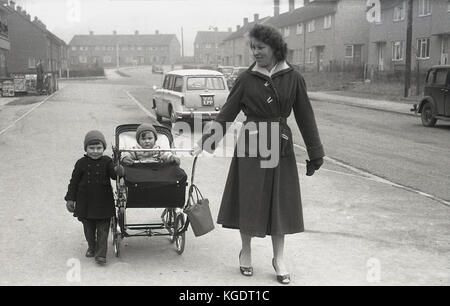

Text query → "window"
[173,77,183,92]
[282,26,290,38]
[107,46,114,51]
[28,57,36,69]
[79,56,87,63]
[393,1,405,21]
[95,46,100,51]
[103,56,112,63]
[205,44,211,49]
[187,77,225,90]
[434,70,447,85]
[324,15,332,29]
[137,46,142,51]
[71,46,77,51]
[392,41,404,61]
[296,23,303,35]
[122,46,128,51]
[418,0,431,16]
[417,38,431,59]
[163,75,175,90]
[307,48,313,63]
[345,45,354,58]
[307,20,315,32]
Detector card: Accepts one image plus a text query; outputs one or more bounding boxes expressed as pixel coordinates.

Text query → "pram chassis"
[111,124,197,257]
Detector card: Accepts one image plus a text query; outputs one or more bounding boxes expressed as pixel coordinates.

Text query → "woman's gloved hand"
[66,200,75,213]
[306,157,323,176]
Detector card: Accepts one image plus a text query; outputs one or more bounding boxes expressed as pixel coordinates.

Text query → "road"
[0,66,448,286]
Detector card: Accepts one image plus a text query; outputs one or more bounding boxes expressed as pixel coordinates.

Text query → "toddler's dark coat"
[65,155,116,219]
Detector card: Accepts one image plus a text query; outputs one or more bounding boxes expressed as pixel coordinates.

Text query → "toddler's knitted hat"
[84,130,107,151]
[136,123,158,142]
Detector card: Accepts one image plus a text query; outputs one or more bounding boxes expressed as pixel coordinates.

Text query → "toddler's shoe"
[85,248,95,258]
[95,257,106,265]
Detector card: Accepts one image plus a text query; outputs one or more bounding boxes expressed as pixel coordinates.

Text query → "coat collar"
[249,60,292,80]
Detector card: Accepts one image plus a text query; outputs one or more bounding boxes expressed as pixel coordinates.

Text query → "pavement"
[0,74,448,286]
[309,91,417,116]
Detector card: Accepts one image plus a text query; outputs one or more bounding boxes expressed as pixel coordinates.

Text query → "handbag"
[184,184,215,237]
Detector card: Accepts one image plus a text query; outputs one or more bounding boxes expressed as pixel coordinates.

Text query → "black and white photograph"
[0,0,449,290]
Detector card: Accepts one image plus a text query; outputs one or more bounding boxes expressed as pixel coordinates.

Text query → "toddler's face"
[139,132,156,149]
[86,143,104,159]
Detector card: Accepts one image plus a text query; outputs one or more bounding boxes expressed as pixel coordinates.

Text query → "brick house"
[368,0,450,72]
[5,1,67,77]
[68,31,180,69]
[220,14,271,67]
[267,0,370,72]
[0,0,11,78]
[194,29,232,66]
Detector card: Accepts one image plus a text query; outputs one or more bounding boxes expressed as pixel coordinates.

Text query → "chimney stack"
[9,1,15,10]
[254,14,259,22]
[16,5,21,13]
[236,25,241,31]
[243,17,249,26]
[89,30,94,35]
[134,30,139,35]
[274,0,280,16]
[113,30,117,35]
[228,27,232,32]
[155,30,159,34]
[289,0,295,12]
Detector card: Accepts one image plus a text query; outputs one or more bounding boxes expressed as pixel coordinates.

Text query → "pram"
[111,124,197,256]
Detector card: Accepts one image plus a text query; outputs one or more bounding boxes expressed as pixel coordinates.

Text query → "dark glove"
[66,201,75,213]
[306,157,323,176]
[114,165,125,177]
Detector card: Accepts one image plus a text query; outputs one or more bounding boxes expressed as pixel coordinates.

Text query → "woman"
[196,24,324,284]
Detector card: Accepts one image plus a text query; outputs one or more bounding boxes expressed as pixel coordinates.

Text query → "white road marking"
[125,90,156,120]
[0,90,61,136]
[294,143,450,208]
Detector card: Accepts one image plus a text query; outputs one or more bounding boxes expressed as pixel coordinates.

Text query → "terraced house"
[194,29,232,66]
[267,0,370,72]
[368,0,450,72]
[0,0,11,78]
[69,31,180,70]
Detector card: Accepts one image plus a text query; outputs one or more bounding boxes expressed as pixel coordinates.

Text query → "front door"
[441,36,449,65]
[316,46,324,72]
[353,45,362,65]
[445,72,450,116]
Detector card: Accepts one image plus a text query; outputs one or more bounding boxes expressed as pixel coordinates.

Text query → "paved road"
[0,68,448,286]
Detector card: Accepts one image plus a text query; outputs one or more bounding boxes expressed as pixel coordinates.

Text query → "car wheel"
[421,102,437,127]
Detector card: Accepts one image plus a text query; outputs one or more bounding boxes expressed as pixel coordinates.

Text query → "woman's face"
[250,37,275,69]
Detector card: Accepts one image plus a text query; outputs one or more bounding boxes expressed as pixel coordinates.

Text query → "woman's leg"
[239,231,252,267]
[271,234,288,275]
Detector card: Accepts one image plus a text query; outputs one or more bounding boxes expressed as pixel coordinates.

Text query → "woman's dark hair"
[249,24,288,62]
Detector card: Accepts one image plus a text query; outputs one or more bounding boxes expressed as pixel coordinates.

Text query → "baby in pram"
[121,123,180,165]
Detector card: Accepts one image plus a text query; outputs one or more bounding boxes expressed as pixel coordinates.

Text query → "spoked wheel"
[162,209,176,241]
[113,231,121,257]
[174,213,186,255]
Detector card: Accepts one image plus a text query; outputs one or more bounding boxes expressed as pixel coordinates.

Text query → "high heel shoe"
[239,250,253,277]
[272,258,290,284]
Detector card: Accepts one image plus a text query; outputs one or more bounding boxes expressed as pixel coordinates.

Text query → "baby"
[121,123,180,165]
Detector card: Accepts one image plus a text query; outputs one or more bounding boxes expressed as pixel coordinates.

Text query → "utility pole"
[181,27,184,58]
[404,0,413,97]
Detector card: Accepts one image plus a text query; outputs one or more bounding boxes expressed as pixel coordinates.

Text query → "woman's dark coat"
[202,62,324,237]
[65,155,116,219]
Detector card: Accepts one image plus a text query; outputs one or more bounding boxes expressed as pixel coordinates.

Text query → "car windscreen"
[187,77,225,90]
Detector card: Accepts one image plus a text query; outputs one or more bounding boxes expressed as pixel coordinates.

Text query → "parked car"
[413,65,450,127]
[152,69,229,123]
[152,65,164,74]
[227,66,248,89]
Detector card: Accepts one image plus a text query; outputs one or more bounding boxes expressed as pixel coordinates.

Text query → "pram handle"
[119,148,195,153]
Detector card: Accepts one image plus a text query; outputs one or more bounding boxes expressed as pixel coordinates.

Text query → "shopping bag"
[184,184,214,237]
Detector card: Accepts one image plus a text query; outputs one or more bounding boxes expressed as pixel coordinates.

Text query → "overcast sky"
[13,0,304,56]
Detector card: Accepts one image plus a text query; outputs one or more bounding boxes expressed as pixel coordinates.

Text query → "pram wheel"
[174,213,186,255]
[111,216,121,257]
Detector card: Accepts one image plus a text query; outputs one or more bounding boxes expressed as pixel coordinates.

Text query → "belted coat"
[65,155,116,219]
[201,61,324,237]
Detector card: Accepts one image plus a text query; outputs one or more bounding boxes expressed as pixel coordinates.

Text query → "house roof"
[222,16,271,41]
[194,31,232,44]
[267,1,337,28]
[69,34,178,46]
